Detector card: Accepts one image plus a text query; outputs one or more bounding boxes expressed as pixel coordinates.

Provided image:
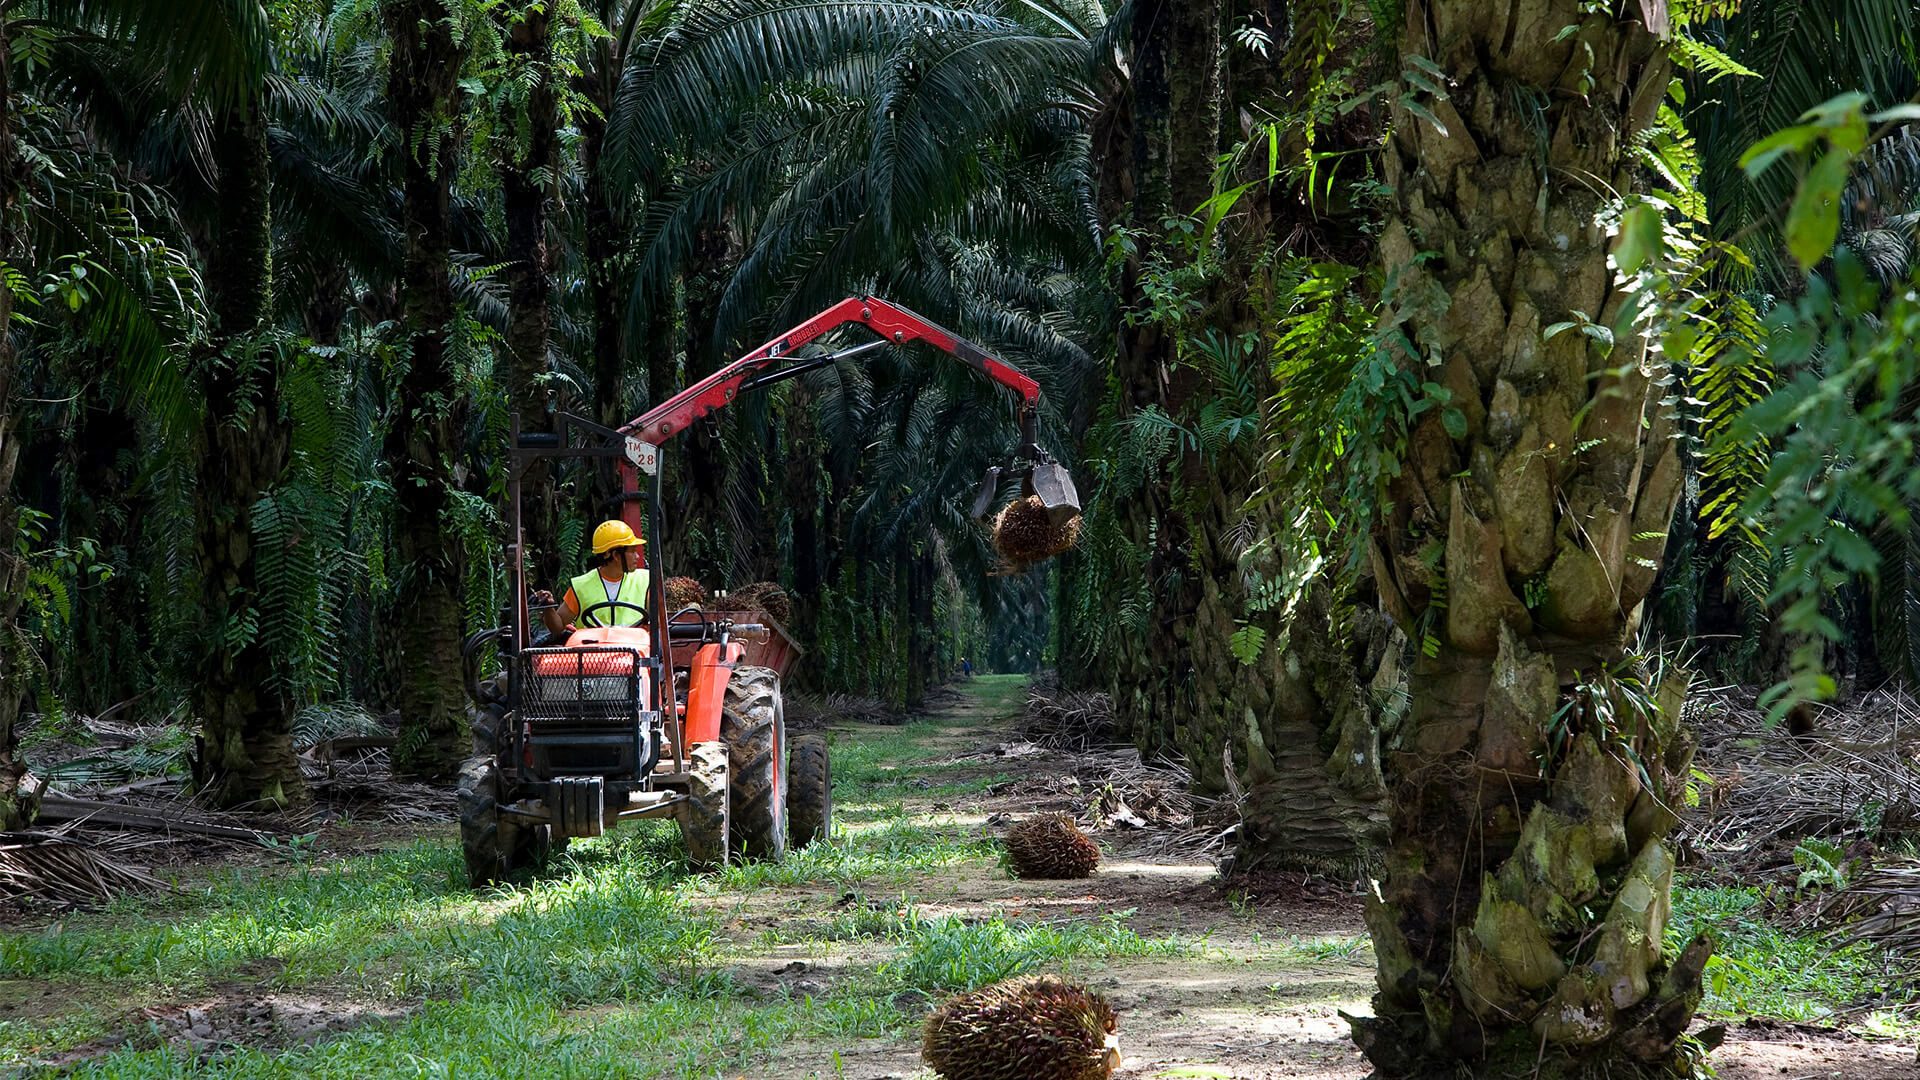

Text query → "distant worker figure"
[533,519,650,634]
[961,656,974,679]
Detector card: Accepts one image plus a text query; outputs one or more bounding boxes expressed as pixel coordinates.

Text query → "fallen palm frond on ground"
[0,827,170,908]
[1686,687,1920,965]
[786,691,901,728]
[1817,860,1920,961]
[968,741,1233,860]
[1020,682,1116,752]
[297,743,450,823]
[1686,686,1920,859]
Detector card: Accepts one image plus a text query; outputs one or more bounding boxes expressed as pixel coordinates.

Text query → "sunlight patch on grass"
[0,842,716,1006]
[882,911,1194,995]
[950,674,1029,718]
[42,988,897,1079]
[700,817,1000,891]
[0,1005,113,1065]
[1669,881,1918,1032]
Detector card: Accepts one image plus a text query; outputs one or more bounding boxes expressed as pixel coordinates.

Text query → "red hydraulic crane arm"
[620,296,1040,445]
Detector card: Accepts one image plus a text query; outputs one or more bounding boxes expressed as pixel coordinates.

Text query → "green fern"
[1228,624,1267,667]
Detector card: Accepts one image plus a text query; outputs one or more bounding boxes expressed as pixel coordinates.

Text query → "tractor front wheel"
[679,741,730,869]
[788,735,832,847]
[722,666,787,862]
[457,754,534,886]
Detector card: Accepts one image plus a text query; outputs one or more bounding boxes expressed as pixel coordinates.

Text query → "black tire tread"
[788,735,832,847]
[457,754,515,886]
[721,666,787,861]
[680,741,730,869]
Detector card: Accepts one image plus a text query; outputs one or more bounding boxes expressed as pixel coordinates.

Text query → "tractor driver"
[533,519,650,635]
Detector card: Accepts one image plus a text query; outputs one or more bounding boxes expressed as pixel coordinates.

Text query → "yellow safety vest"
[569,568,650,627]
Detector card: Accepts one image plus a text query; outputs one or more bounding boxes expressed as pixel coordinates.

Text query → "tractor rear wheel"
[468,697,507,757]
[788,735,832,847]
[679,741,730,869]
[721,666,787,861]
[457,754,535,886]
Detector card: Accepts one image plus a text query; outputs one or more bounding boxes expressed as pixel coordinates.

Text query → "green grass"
[880,911,1194,995]
[950,673,1029,716]
[815,717,1015,829]
[20,989,897,1079]
[1669,881,1919,1032]
[16,677,1896,1075]
[0,677,1118,1075]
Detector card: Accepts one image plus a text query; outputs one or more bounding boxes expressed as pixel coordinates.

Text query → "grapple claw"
[1024,461,1081,528]
[970,465,1004,523]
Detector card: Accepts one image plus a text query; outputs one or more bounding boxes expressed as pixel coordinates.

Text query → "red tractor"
[458,296,1080,885]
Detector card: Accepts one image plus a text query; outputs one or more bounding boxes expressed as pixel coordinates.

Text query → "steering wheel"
[577,599,650,628]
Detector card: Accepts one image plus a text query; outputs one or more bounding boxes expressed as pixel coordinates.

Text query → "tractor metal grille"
[520,645,644,724]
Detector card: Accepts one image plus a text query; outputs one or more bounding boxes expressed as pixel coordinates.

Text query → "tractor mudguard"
[681,640,745,745]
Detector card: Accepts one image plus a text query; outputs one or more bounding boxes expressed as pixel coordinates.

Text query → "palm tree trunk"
[1351,3,1707,1074]
[674,225,735,579]
[191,106,304,808]
[0,21,37,830]
[502,3,561,588]
[385,0,470,780]
[1101,0,1385,868]
[905,548,937,709]
[579,72,627,432]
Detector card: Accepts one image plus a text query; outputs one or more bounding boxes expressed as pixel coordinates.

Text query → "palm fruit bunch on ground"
[1004,812,1100,879]
[991,495,1081,569]
[922,974,1120,1080]
[720,581,792,622]
[663,576,707,610]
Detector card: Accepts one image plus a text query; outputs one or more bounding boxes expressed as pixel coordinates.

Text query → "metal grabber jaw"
[1026,459,1081,527]
[968,407,1083,527]
[970,465,1004,523]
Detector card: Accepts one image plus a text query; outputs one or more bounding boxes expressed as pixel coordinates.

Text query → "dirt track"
[724,680,1919,1079]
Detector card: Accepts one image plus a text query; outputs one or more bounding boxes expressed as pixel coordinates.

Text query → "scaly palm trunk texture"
[192,107,304,808]
[502,3,561,587]
[0,20,35,829]
[386,0,471,780]
[1351,2,1708,1074]
[1102,0,1384,870]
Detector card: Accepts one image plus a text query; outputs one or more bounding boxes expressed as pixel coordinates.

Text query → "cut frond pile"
[785,691,901,728]
[298,744,451,823]
[1685,686,1920,860]
[1817,860,1920,961]
[1021,681,1116,751]
[0,828,169,909]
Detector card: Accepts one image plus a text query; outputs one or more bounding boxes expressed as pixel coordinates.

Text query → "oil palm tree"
[35,3,407,807]
[0,0,270,825]
[380,0,475,779]
[1693,0,1918,262]
[1347,2,1707,1074]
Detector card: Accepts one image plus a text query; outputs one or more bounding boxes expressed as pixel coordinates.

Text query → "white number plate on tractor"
[626,437,660,475]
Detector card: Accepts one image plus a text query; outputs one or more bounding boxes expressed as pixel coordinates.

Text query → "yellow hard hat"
[592,519,644,554]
